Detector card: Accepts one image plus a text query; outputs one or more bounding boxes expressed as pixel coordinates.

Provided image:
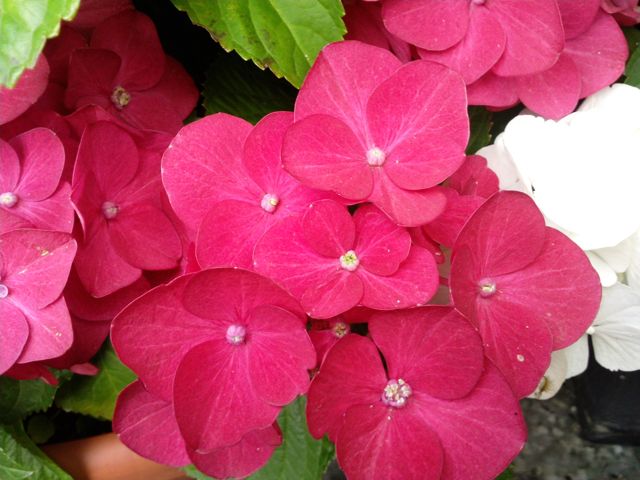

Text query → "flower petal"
[0,302,29,374]
[303,200,355,258]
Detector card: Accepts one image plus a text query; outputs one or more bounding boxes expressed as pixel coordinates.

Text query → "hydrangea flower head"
[449,191,601,397]
[307,307,526,480]
[283,41,469,226]
[253,200,439,318]
[0,230,76,374]
[112,268,314,453]
[0,128,74,234]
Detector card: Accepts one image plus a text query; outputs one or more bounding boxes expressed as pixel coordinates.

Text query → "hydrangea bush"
[1,0,639,478]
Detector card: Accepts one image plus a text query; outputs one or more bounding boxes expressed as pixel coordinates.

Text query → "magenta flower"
[69,0,134,32]
[114,380,282,478]
[111,268,314,452]
[448,155,499,198]
[253,200,439,318]
[162,112,330,269]
[0,55,49,125]
[385,0,564,82]
[308,317,351,367]
[65,11,198,133]
[71,121,182,297]
[468,2,628,119]
[449,192,601,397]
[0,128,74,235]
[0,230,76,374]
[307,307,526,480]
[282,41,469,226]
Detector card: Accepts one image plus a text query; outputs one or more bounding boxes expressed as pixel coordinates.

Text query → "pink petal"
[44,26,87,84]
[353,204,410,276]
[466,71,519,108]
[303,200,355,257]
[109,203,182,270]
[369,173,447,227]
[71,0,133,31]
[417,360,526,480]
[90,11,165,90]
[337,403,443,480]
[196,200,269,269]
[0,138,21,192]
[161,114,255,233]
[154,57,199,120]
[301,270,364,319]
[382,0,469,51]
[74,225,141,298]
[564,11,628,98]
[17,296,74,364]
[423,189,485,248]
[11,128,65,201]
[243,111,293,191]
[489,0,564,77]
[5,182,74,234]
[516,54,582,120]
[113,381,190,467]
[189,425,281,479]
[369,307,484,400]
[307,334,387,441]
[65,49,120,111]
[0,302,29,374]
[0,55,49,125]
[111,275,215,401]
[253,217,345,301]
[1,229,76,309]
[452,191,547,277]
[173,339,281,451]
[181,268,305,325]
[358,245,439,310]
[447,155,499,198]
[556,0,601,39]
[367,61,468,190]
[246,305,315,405]
[418,7,507,84]
[46,317,110,370]
[282,114,372,201]
[295,41,402,134]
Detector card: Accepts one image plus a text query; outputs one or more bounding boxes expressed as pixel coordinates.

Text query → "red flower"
[0,55,49,125]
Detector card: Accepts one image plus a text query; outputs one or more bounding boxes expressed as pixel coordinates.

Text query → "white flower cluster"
[478,84,640,398]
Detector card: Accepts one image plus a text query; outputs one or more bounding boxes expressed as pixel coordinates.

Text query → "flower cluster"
[0,0,197,381]
[344,0,632,119]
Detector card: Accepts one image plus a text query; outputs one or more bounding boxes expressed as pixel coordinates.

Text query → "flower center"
[226,324,246,345]
[340,250,359,271]
[331,321,349,338]
[111,86,131,109]
[260,193,280,213]
[382,379,412,408]
[102,201,119,220]
[478,278,496,297]
[366,147,386,167]
[0,192,18,208]
[0,284,8,299]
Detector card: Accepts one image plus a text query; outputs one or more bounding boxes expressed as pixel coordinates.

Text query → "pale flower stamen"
[102,201,120,220]
[226,324,247,345]
[0,192,18,208]
[260,193,280,213]
[382,378,412,408]
[111,86,131,109]
[340,250,360,272]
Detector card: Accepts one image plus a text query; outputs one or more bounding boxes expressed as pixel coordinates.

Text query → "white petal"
[561,334,589,379]
[626,230,640,292]
[586,252,618,287]
[578,84,640,131]
[592,236,635,273]
[477,134,530,194]
[528,350,568,400]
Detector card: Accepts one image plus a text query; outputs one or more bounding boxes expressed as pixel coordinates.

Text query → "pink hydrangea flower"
[0,128,74,235]
[111,268,314,452]
[449,191,602,397]
[253,200,439,318]
[385,0,564,83]
[602,0,640,25]
[113,380,282,478]
[307,307,526,480]
[282,41,469,226]
[0,55,49,125]
[65,11,198,133]
[308,317,351,367]
[162,112,330,269]
[468,1,628,119]
[448,155,499,198]
[71,121,182,297]
[0,230,76,375]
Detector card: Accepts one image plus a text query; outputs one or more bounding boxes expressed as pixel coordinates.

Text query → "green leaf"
[0,377,58,424]
[55,343,136,420]
[170,0,346,87]
[625,42,640,87]
[0,422,72,479]
[202,52,297,124]
[0,0,80,87]
[183,396,335,480]
[466,106,493,155]
[495,466,513,480]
